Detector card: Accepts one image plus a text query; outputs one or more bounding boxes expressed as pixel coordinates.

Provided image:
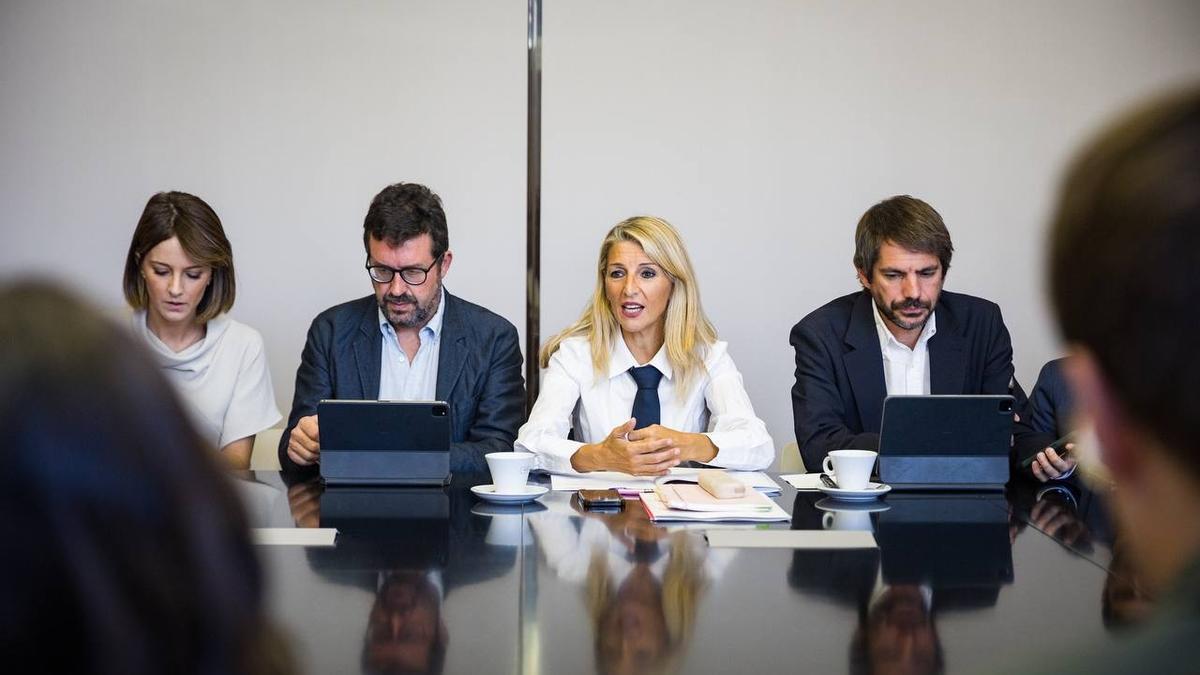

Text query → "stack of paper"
[656,483,778,513]
[779,473,826,491]
[639,489,791,522]
[550,468,782,494]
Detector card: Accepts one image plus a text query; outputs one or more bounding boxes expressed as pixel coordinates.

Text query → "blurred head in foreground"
[0,282,290,674]
[1048,84,1200,594]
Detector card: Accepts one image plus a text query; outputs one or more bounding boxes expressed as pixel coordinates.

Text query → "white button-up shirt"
[378,288,445,401]
[872,304,937,396]
[516,336,774,474]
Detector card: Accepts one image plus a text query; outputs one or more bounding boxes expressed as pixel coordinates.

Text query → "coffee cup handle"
[822,512,834,529]
[822,455,834,475]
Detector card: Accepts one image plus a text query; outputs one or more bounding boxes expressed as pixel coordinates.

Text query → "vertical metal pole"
[521,6,544,675]
[525,0,543,413]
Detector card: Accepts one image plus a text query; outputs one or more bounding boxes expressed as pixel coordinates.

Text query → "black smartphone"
[578,488,624,509]
[1022,432,1077,469]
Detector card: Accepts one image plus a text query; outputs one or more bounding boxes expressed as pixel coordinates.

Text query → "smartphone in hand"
[1021,432,1077,469]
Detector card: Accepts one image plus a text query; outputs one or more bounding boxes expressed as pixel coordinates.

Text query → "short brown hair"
[122,192,236,322]
[1049,85,1200,479]
[362,182,449,258]
[853,195,954,277]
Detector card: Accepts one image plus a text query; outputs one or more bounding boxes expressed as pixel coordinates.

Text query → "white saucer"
[815,497,891,513]
[817,482,891,502]
[470,484,549,504]
[471,502,548,517]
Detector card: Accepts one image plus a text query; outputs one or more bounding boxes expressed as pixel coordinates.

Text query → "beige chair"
[779,441,806,473]
[250,426,284,471]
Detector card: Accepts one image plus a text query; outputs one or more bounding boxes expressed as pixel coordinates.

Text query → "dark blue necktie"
[628,365,663,430]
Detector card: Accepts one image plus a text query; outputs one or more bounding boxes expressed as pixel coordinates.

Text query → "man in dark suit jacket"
[790,195,1069,480]
[280,183,524,475]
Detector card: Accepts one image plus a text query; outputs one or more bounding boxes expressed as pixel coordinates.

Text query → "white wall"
[541,0,1200,466]
[0,0,527,416]
[3,1,1199,466]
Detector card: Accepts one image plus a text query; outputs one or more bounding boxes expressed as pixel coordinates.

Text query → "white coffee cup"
[822,510,873,531]
[821,449,877,491]
[486,451,534,493]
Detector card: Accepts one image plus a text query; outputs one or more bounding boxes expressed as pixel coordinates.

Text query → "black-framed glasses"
[365,254,443,286]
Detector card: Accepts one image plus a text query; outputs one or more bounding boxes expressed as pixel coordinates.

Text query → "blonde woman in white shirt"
[122,192,280,470]
[517,216,773,475]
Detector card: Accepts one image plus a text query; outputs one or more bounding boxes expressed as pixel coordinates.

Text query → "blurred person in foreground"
[0,282,291,675]
[1031,85,1200,671]
[123,191,281,469]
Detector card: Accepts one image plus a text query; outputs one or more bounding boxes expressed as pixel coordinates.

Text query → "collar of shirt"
[377,286,447,344]
[605,334,674,382]
[871,301,937,355]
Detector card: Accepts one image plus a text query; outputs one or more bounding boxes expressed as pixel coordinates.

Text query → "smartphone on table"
[577,488,624,510]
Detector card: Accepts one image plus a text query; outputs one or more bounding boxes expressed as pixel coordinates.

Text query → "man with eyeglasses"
[279,182,524,475]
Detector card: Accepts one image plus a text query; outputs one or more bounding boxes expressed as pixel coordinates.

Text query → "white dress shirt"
[528,510,734,585]
[516,336,774,474]
[378,288,445,401]
[872,304,937,396]
[134,311,281,450]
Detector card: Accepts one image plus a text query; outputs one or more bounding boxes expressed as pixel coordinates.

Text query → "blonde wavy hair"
[540,216,717,396]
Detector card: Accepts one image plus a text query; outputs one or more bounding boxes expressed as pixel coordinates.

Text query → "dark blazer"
[1028,357,1074,438]
[790,289,1035,472]
[279,292,525,475]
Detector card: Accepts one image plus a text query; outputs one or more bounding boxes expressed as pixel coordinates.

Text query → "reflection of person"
[849,585,943,675]
[0,282,291,673]
[362,570,449,675]
[122,191,280,469]
[517,216,773,475]
[280,183,525,475]
[1039,87,1200,671]
[530,506,726,675]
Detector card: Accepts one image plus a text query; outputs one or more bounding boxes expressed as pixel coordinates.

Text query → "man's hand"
[287,480,323,528]
[627,424,718,465]
[1030,444,1078,482]
[571,419,681,476]
[1030,494,1089,547]
[287,414,321,466]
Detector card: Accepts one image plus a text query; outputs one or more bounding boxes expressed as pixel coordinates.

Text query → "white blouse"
[516,336,774,474]
[134,312,281,450]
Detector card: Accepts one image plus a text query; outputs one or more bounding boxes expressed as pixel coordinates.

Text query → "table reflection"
[530,498,732,675]
[238,473,1150,673]
[364,570,449,673]
[790,492,1013,674]
[277,476,518,674]
[1006,479,1157,634]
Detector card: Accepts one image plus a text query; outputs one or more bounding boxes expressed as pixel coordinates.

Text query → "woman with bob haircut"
[517,216,773,475]
[122,191,280,469]
[0,281,293,674]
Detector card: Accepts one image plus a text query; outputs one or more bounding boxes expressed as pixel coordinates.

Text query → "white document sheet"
[779,473,826,491]
[252,527,337,547]
[640,490,791,522]
[550,468,781,494]
[705,529,876,549]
